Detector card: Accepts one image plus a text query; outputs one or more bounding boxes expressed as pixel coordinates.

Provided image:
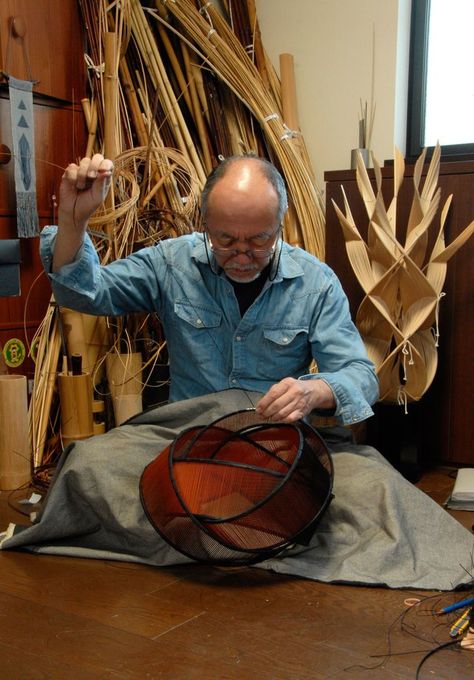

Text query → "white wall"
[255,0,411,190]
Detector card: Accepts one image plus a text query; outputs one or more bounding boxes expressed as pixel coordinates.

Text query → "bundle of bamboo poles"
[147,0,325,254]
[29,0,326,478]
[79,0,325,253]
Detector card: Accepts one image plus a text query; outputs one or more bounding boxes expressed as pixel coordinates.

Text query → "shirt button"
[236,336,241,341]
[282,337,289,343]
[231,379,237,384]
[196,319,202,325]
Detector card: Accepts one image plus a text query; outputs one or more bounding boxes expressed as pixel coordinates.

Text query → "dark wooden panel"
[325,162,474,465]
[0,0,85,102]
[0,1,87,382]
[0,217,52,379]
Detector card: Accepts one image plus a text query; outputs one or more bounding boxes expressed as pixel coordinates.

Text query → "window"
[406,0,474,160]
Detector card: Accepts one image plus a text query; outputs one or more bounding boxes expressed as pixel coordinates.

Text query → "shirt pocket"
[174,301,222,329]
[259,326,310,378]
[172,301,224,364]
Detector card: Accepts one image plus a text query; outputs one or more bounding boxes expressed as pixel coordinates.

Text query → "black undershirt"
[228,264,271,316]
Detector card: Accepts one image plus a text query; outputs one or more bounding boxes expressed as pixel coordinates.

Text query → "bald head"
[201,155,288,225]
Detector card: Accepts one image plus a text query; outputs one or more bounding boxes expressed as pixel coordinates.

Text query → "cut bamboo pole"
[104,32,120,161]
[0,375,31,490]
[58,372,94,448]
[106,351,143,426]
[82,97,99,158]
[279,53,299,133]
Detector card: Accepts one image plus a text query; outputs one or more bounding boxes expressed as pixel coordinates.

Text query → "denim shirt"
[40,227,379,424]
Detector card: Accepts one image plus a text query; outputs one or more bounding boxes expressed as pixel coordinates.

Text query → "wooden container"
[58,372,94,448]
[0,375,31,490]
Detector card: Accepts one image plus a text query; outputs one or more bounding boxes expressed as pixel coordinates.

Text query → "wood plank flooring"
[1,467,473,679]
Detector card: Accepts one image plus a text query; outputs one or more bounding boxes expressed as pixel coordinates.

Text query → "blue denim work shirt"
[40,227,379,425]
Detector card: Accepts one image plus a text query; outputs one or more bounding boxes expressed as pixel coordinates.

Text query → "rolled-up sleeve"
[299,270,379,425]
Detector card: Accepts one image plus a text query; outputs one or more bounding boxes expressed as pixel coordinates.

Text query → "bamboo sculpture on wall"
[332,145,474,410]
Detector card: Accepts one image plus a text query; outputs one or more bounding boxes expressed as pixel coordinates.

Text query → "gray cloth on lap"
[1,389,472,590]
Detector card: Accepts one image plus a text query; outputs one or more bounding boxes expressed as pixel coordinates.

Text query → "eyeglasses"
[205,227,281,258]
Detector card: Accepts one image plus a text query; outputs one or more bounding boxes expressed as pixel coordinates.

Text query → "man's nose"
[231,248,253,262]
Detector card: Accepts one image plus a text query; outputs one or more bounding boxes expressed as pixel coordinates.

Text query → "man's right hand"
[53,154,113,272]
[59,154,114,229]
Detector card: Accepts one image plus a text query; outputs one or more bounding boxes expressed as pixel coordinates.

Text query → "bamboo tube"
[190,59,210,126]
[58,372,94,448]
[106,351,143,425]
[61,308,90,373]
[81,313,110,385]
[82,97,92,129]
[0,375,31,490]
[104,31,119,257]
[113,394,142,425]
[106,352,143,398]
[86,99,98,158]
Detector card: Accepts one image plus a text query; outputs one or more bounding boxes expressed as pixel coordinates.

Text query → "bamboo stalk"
[181,42,213,173]
[82,97,98,158]
[104,32,120,160]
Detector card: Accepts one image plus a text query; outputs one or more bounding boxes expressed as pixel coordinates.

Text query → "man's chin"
[225,268,261,283]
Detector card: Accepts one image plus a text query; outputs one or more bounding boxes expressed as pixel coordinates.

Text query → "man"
[40,153,378,425]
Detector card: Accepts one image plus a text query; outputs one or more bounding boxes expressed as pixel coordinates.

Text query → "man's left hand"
[256,377,336,423]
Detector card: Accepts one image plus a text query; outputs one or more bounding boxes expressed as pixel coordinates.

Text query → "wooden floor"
[1,467,473,680]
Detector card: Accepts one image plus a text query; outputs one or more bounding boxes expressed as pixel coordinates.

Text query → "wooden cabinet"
[325,161,474,465]
[0,0,87,379]
[0,0,85,101]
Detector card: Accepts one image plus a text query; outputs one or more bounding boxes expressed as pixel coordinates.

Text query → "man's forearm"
[52,213,87,273]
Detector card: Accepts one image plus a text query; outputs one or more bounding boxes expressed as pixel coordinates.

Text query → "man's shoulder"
[158,231,204,253]
[281,242,336,281]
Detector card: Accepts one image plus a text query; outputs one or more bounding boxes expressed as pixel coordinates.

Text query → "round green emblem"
[3,338,26,368]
